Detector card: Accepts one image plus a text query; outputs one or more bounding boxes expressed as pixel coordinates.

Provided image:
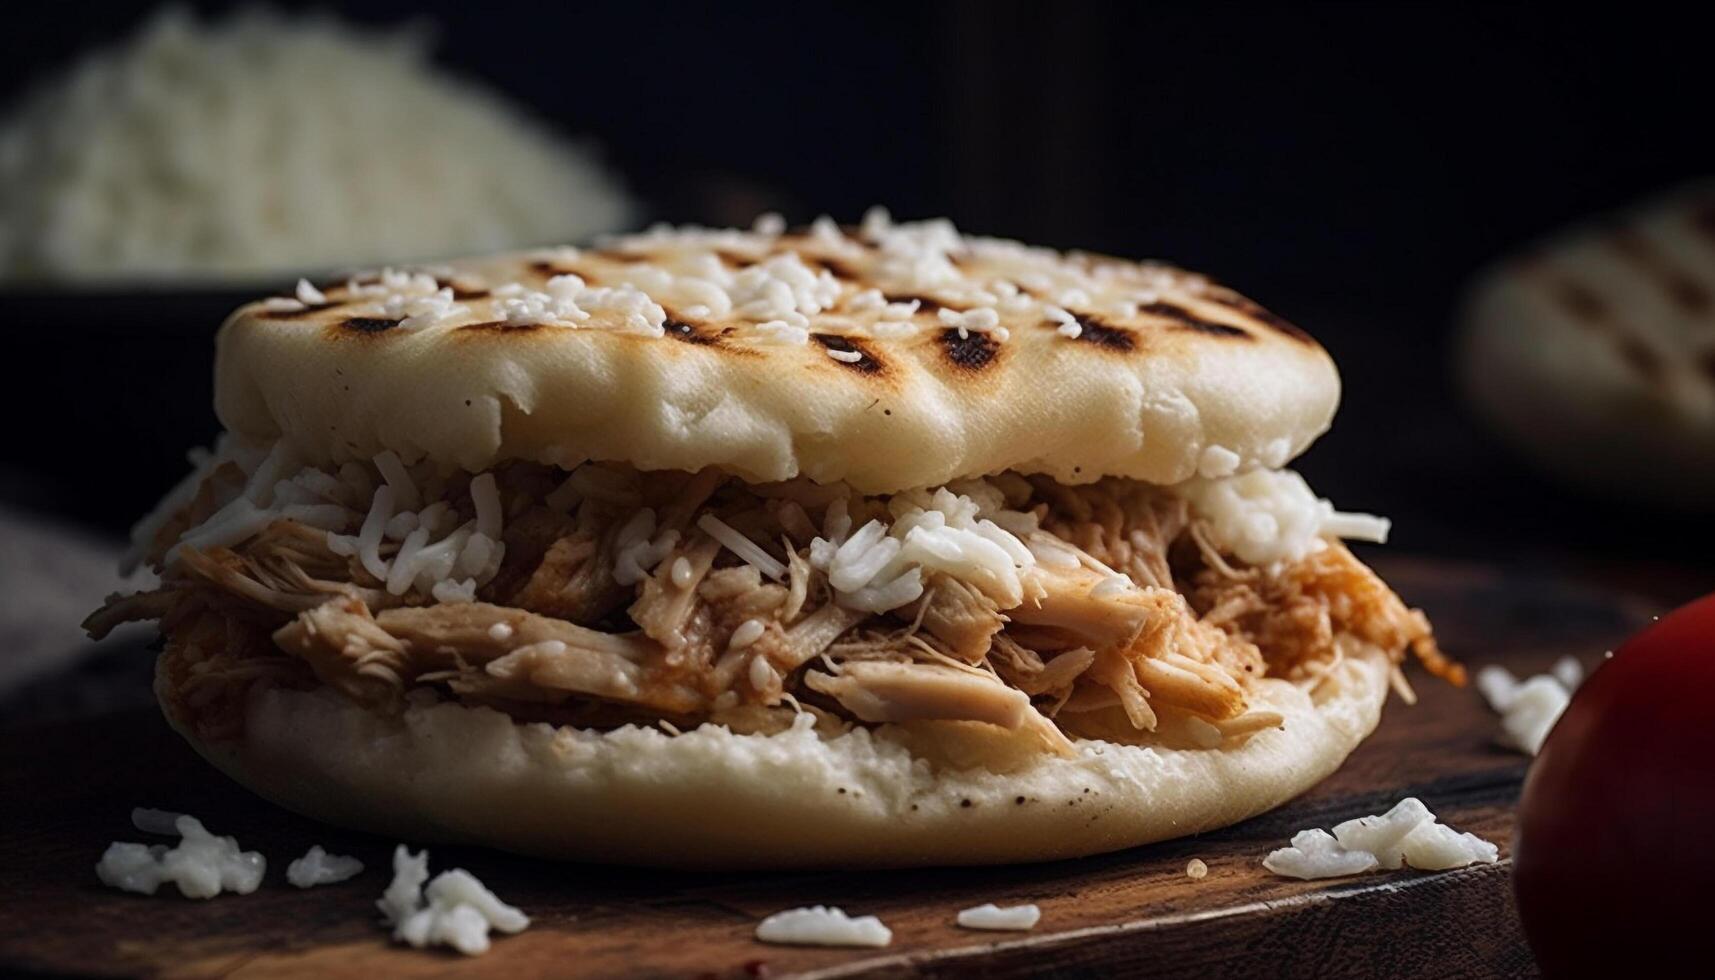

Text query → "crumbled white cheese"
[755,906,892,948]
[1475,663,1578,755]
[1550,655,1584,691]
[1330,796,1434,869]
[748,655,778,691]
[295,278,326,305]
[697,513,786,581]
[809,486,1036,613]
[729,253,840,322]
[287,846,365,888]
[1394,817,1502,870]
[1195,444,1242,479]
[96,815,266,898]
[379,285,469,331]
[1261,829,1379,880]
[1180,469,1390,566]
[1263,798,1498,880]
[848,288,886,311]
[753,319,811,346]
[377,845,430,926]
[431,578,478,604]
[860,205,891,240]
[871,319,919,338]
[377,846,529,956]
[208,201,1281,368]
[1090,575,1135,598]
[612,508,680,586]
[728,618,766,650]
[956,903,1041,931]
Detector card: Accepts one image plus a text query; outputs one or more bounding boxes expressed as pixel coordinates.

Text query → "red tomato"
[1513,592,1715,977]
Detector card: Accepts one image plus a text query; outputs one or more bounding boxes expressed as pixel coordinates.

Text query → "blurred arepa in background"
[0,6,632,283]
[1459,183,1715,510]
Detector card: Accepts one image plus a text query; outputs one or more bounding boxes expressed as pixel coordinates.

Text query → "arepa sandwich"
[87,210,1456,868]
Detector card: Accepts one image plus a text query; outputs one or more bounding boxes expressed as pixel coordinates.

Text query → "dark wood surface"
[0,556,1661,979]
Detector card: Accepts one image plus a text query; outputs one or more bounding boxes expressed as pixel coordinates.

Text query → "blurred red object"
[1514,593,1715,977]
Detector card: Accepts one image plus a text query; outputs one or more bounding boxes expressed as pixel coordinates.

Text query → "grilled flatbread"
[216,215,1336,492]
[164,639,1390,868]
[1460,183,1715,508]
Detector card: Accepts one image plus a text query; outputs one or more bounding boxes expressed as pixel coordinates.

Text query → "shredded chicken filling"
[89,455,1452,755]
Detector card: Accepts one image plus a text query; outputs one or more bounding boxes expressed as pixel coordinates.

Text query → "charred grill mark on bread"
[887,294,944,313]
[665,317,719,346]
[813,333,885,374]
[1204,292,1311,343]
[1140,301,1253,340]
[457,320,544,333]
[1556,280,1607,321]
[937,327,1000,372]
[1068,314,1137,352]
[1615,337,1665,380]
[1537,270,1668,381]
[1608,227,1712,314]
[339,316,403,334]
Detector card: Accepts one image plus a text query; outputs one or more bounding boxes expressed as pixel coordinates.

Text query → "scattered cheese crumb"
[729,618,766,650]
[670,556,694,589]
[96,814,266,899]
[1180,469,1390,566]
[1263,798,1498,880]
[287,846,365,888]
[1550,655,1584,691]
[1475,659,1581,755]
[956,903,1041,931]
[755,906,892,948]
[1262,829,1379,880]
[377,846,529,956]
[1196,445,1242,479]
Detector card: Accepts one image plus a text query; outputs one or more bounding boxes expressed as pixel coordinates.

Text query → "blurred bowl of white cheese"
[0,6,634,526]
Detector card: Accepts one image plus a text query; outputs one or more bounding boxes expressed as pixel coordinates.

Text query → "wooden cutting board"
[0,557,1656,979]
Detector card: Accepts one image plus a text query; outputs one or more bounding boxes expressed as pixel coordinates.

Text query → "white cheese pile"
[1475,656,1583,755]
[127,440,507,606]
[955,903,1041,931]
[495,275,668,336]
[377,846,529,956]
[0,7,631,281]
[96,812,266,899]
[327,453,506,601]
[808,485,1037,613]
[754,906,893,948]
[613,508,682,586]
[287,846,365,888]
[1263,798,1498,880]
[1179,469,1391,566]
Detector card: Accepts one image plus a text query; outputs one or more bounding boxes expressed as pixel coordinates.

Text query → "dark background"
[3,1,1711,581]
